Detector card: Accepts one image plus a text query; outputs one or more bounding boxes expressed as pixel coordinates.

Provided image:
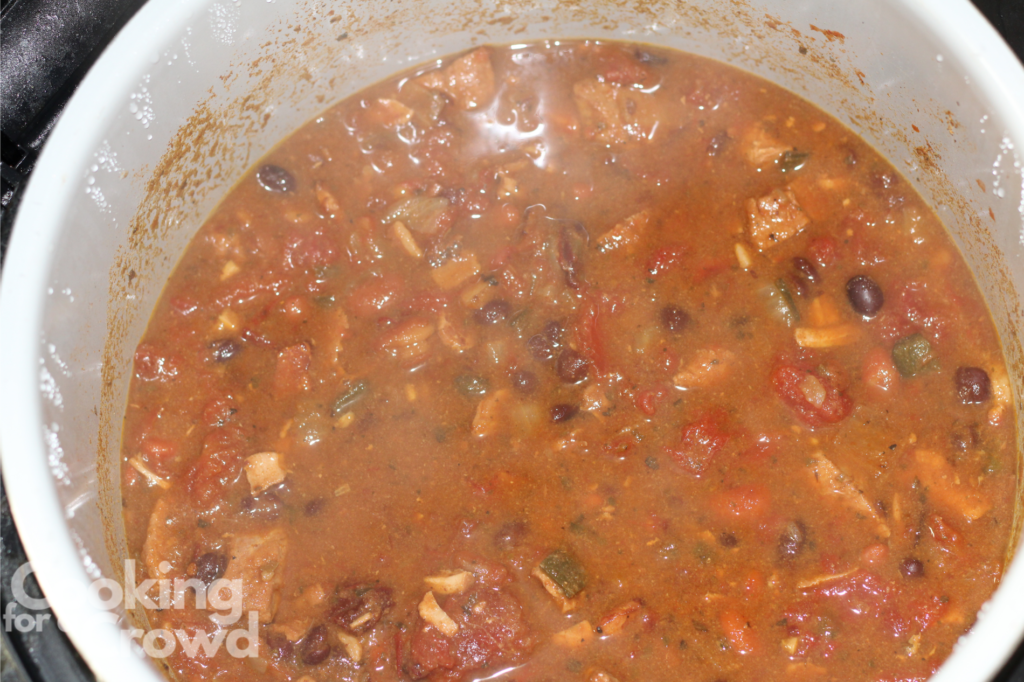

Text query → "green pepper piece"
[332,380,369,416]
[778,150,810,173]
[539,550,587,598]
[892,333,934,377]
[455,374,489,396]
[772,278,801,327]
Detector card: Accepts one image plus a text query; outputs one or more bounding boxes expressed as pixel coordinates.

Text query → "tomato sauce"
[120,41,1019,682]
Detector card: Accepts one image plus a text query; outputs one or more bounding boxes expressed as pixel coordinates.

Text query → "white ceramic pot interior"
[1,0,1022,680]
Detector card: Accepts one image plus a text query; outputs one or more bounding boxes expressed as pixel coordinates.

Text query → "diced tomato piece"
[665,409,730,476]
[645,243,687,277]
[407,588,532,679]
[140,438,177,466]
[185,426,246,506]
[348,275,404,317]
[274,343,312,397]
[807,236,838,268]
[407,627,458,673]
[771,364,853,427]
[902,596,945,636]
[780,600,841,660]
[134,343,180,382]
[875,310,917,342]
[719,609,758,655]
[711,485,769,520]
[635,385,669,416]
[893,280,956,343]
[812,570,892,620]
[283,231,339,270]
[201,396,238,428]
[863,347,898,393]
[886,595,948,638]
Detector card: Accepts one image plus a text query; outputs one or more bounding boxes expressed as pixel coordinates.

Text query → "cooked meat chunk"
[746,187,810,251]
[221,528,288,623]
[415,48,496,110]
[574,79,657,144]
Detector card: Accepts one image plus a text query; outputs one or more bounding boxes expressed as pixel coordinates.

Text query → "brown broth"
[120,41,1018,682]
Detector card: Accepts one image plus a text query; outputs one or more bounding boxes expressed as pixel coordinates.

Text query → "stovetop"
[1,0,1022,680]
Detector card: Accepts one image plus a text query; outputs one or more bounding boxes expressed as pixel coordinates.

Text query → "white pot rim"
[1,1,1021,680]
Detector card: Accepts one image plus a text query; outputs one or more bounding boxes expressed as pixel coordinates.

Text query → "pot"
[1,0,1022,679]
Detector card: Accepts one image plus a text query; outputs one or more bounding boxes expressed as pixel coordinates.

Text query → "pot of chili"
[0,1,1022,681]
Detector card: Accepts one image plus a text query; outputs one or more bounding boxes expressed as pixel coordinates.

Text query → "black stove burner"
[0,0,1022,680]
[0,0,149,263]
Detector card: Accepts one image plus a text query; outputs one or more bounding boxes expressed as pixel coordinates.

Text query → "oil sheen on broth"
[120,41,1019,682]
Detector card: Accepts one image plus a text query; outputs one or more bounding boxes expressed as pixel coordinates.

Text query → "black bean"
[528,322,562,359]
[900,558,925,578]
[778,521,806,560]
[475,299,511,325]
[951,424,980,452]
[556,348,590,384]
[661,305,691,333]
[304,498,326,517]
[550,403,579,423]
[328,585,394,634]
[792,257,820,284]
[240,492,283,521]
[542,320,563,344]
[718,532,738,548]
[210,338,241,362]
[527,334,555,360]
[265,632,294,659]
[299,625,331,665]
[846,275,884,317]
[955,367,991,404]
[494,520,529,551]
[194,552,227,586]
[787,274,809,298]
[511,369,538,394]
[256,164,296,193]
